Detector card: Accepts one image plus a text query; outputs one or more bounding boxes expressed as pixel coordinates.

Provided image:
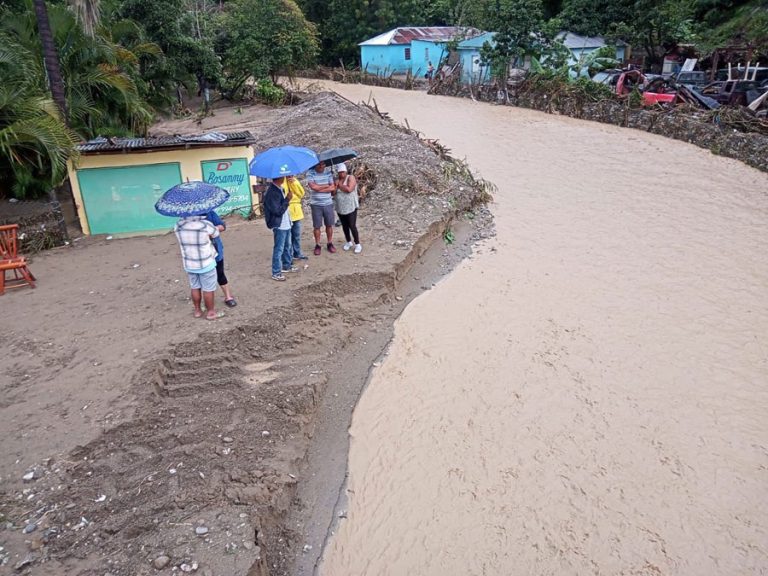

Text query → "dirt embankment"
[0,92,492,576]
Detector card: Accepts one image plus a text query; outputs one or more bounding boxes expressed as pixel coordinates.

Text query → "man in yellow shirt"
[284,176,309,261]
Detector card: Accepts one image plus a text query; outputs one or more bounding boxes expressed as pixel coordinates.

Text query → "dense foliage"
[0,0,317,198]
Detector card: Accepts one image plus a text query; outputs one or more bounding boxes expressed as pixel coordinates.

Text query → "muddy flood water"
[315,84,768,575]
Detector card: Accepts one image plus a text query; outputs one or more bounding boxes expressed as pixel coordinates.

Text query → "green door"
[77,163,182,234]
[201,158,252,216]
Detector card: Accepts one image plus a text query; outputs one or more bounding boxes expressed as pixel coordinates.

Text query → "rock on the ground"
[14,553,36,571]
[153,555,170,570]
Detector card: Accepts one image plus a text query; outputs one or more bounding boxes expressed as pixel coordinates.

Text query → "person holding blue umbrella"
[156,181,229,320]
[250,146,318,281]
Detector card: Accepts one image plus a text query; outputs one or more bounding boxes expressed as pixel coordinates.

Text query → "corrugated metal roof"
[557,32,626,49]
[360,27,478,46]
[76,131,255,154]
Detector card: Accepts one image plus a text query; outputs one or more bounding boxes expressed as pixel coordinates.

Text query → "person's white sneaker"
[354,244,362,254]
[343,242,353,251]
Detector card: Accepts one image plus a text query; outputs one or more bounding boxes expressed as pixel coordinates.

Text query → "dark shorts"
[311,204,335,229]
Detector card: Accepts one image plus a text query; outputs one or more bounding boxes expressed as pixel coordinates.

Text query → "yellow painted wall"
[67,145,255,235]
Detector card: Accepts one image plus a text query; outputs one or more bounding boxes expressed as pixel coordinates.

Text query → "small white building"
[557,32,627,64]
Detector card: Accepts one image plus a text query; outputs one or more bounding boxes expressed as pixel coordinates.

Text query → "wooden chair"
[0,224,36,295]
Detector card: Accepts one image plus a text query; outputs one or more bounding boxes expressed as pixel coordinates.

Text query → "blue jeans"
[272,228,292,275]
[290,219,305,258]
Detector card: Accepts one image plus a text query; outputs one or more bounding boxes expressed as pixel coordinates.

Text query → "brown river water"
[315,83,768,575]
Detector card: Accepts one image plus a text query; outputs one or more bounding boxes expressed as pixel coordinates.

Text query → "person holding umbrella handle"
[263,176,298,281]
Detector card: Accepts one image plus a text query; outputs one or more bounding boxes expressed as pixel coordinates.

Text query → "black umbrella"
[317,147,358,166]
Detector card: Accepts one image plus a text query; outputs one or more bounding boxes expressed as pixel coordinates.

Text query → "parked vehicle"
[640,76,677,105]
[675,71,707,90]
[701,80,766,106]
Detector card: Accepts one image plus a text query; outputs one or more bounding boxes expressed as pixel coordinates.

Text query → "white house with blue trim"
[359,27,477,76]
[557,32,627,64]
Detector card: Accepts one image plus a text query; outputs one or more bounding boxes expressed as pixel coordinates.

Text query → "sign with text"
[201,158,252,216]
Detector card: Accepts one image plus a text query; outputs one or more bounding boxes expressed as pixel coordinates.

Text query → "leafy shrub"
[255,79,286,105]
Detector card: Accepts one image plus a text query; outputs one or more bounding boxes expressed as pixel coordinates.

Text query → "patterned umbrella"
[155,181,230,217]
[249,145,319,179]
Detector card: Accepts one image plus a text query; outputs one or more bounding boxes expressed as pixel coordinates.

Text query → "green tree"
[118,0,222,106]
[304,0,446,66]
[221,0,318,95]
[560,0,697,67]
[0,35,79,198]
[4,3,155,137]
[479,0,547,96]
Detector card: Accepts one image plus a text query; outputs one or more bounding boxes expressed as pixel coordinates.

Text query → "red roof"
[360,27,479,46]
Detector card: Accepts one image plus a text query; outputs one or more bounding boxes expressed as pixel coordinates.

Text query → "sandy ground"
[0,93,491,575]
[315,84,768,575]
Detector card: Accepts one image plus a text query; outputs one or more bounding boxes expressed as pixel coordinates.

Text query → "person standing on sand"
[174,214,221,319]
[264,176,298,281]
[334,163,362,253]
[205,210,237,307]
[306,160,337,255]
[283,176,309,261]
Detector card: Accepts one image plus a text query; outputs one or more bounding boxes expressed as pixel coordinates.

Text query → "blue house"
[456,32,495,84]
[411,39,450,78]
[359,27,476,76]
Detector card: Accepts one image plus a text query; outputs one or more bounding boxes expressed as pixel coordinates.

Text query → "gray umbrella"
[317,148,358,166]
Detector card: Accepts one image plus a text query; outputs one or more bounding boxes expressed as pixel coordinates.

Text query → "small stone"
[22,472,35,482]
[302,544,313,553]
[261,431,270,437]
[23,523,37,534]
[153,555,170,570]
[14,553,36,570]
[195,526,208,536]
[222,437,233,444]
[243,541,253,550]
[180,561,198,572]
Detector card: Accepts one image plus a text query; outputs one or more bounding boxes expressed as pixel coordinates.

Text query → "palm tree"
[69,0,101,37]
[32,0,68,119]
[0,37,79,198]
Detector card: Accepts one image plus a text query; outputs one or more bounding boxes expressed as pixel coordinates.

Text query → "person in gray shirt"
[306,161,337,255]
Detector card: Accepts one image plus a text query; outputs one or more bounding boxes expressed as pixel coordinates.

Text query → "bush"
[255,79,286,105]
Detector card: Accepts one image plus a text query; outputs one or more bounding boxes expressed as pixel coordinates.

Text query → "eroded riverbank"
[318,83,768,575]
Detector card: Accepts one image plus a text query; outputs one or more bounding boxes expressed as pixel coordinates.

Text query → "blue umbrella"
[155,181,230,217]
[249,145,319,179]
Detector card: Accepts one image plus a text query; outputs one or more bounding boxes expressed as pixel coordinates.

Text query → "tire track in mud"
[2,271,396,576]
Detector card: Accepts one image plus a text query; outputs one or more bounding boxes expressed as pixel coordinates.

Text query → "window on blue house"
[404,47,411,60]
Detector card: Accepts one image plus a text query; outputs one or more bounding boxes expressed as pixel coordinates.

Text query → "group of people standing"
[172,160,362,319]
[264,160,362,281]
